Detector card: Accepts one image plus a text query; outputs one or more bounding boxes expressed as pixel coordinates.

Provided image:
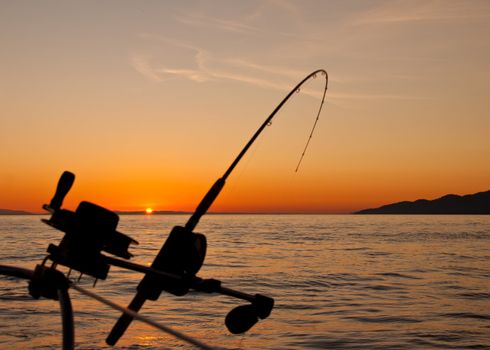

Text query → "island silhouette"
[355,190,490,214]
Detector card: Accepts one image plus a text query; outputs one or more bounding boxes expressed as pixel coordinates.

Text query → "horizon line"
[0,209,353,216]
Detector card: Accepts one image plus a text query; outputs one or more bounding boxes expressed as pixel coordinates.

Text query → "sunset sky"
[1,0,489,213]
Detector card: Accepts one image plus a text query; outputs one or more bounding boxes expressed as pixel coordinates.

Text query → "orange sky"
[1,1,489,213]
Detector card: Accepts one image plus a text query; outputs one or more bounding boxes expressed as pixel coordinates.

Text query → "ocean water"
[0,214,489,349]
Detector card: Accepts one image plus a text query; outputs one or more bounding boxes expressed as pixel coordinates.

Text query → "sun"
[145,208,153,214]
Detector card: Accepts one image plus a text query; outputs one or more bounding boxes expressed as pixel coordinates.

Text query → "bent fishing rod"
[107,69,328,345]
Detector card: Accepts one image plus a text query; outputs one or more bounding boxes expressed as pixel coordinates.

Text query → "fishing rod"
[107,69,328,345]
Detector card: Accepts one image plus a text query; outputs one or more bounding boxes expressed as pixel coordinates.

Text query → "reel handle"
[48,171,75,210]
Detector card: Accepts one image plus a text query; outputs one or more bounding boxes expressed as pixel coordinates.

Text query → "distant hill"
[0,209,33,215]
[355,190,490,214]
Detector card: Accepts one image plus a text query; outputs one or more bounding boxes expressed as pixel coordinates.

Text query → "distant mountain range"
[355,190,490,214]
[0,209,33,215]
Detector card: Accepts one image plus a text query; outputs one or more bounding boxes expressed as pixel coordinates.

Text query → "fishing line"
[71,283,216,350]
[295,78,327,172]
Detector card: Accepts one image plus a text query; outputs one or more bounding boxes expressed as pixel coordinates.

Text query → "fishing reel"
[41,171,138,280]
[137,225,207,297]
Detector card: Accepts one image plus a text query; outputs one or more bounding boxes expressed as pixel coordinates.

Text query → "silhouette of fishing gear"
[0,69,328,350]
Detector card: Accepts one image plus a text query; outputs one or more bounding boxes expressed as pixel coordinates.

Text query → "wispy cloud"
[174,4,316,44]
[221,58,307,80]
[130,32,316,92]
[175,13,260,35]
[131,55,165,82]
[131,47,300,91]
[131,44,425,105]
[353,0,490,25]
[130,2,439,104]
[130,33,431,105]
[157,68,209,83]
[330,91,430,101]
